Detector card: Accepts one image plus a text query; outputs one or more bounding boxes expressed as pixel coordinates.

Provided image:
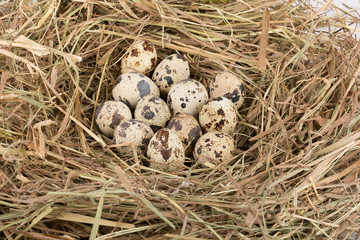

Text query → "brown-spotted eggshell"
[209,71,245,109]
[152,53,190,96]
[167,79,208,116]
[194,131,235,166]
[167,113,202,157]
[134,95,171,132]
[95,100,132,137]
[113,119,154,155]
[147,128,185,172]
[112,72,160,109]
[121,40,157,75]
[199,97,238,134]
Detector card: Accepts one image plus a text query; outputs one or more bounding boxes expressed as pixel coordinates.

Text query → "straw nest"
[1,0,360,239]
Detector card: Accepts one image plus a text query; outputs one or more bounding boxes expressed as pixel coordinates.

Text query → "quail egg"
[199,97,238,134]
[194,131,235,166]
[167,79,208,116]
[167,113,202,157]
[121,40,157,75]
[147,128,185,172]
[112,72,160,109]
[152,53,190,96]
[113,119,154,155]
[134,95,171,132]
[95,100,132,137]
[209,71,245,108]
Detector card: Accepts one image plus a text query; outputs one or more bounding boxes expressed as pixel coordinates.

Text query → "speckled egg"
[134,95,171,132]
[95,101,132,137]
[113,119,154,155]
[199,97,238,134]
[152,53,190,96]
[194,131,235,166]
[167,113,202,157]
[209,71,245,109]
[167,79,208,116]
[147,128,185,172]
[121,40,157,75]
[112,72,160,109]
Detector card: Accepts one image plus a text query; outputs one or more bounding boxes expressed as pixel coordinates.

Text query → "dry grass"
[1,0,360,239]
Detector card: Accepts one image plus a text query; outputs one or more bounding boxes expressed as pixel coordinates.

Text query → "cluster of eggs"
[94,40,245,171]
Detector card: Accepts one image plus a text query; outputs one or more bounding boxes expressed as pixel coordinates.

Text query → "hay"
[1,0,359,239]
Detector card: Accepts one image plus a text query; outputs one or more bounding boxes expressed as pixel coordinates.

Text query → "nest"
[1,0,360,239]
